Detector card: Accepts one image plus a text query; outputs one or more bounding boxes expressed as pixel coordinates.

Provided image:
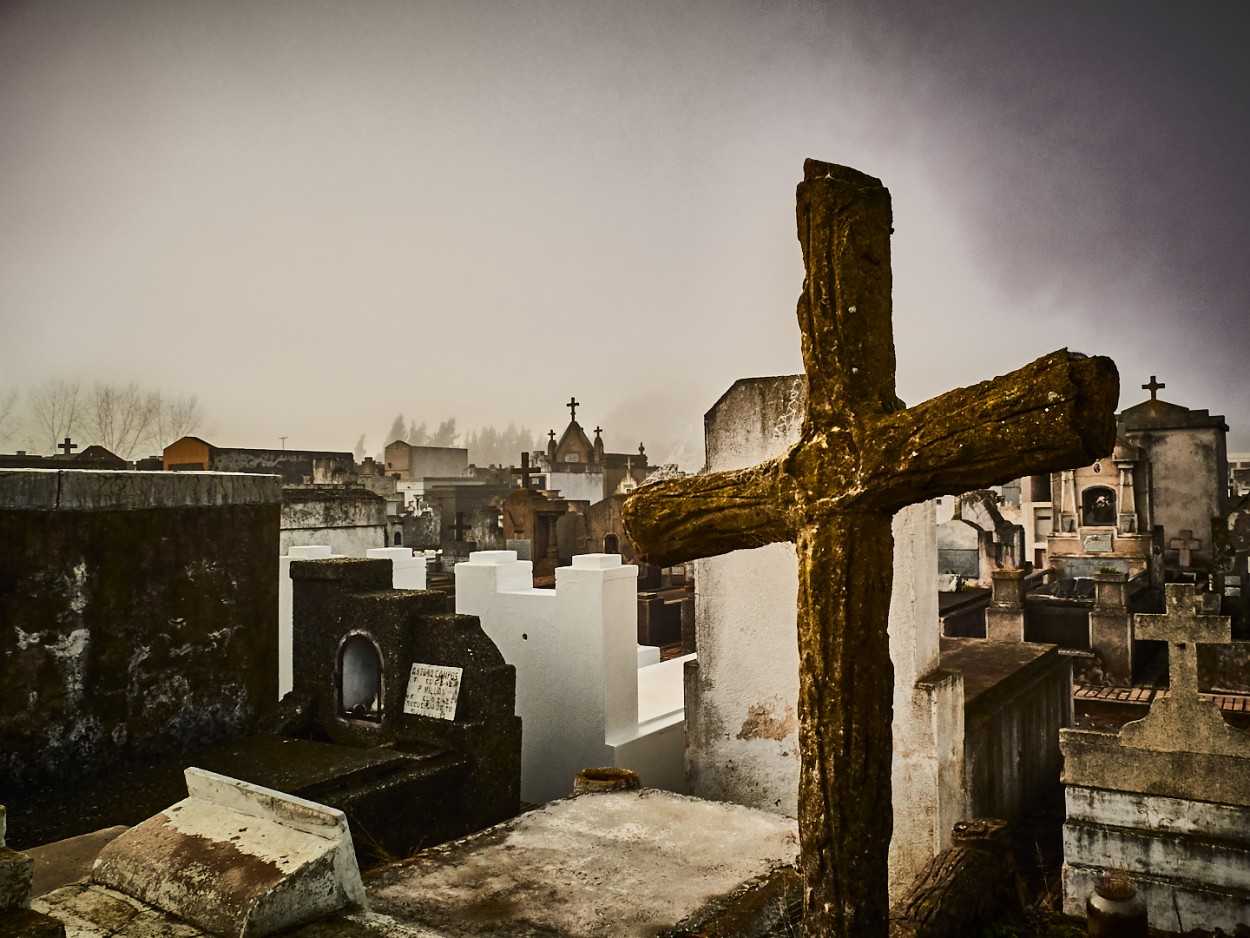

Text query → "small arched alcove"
[1082,486,1116,526]
[338,633,383,721]
[603,533,619,554]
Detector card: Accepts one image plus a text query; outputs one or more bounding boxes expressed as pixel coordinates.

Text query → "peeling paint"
[736,700,798,741]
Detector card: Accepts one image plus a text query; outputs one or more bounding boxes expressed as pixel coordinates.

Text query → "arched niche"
[1081,486,1116,526]
[338,633,383,721]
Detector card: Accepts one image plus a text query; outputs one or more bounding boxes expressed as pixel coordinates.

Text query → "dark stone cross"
[567,397,579,421]
[622,161,1118,937]
[1142,375,1165,400]
[1136,582,1226,702]
[511,452,541,490]
[446,512,472,542]
[58,437,77,455]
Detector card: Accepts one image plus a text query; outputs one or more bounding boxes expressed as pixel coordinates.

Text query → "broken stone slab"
[90,768,365,938]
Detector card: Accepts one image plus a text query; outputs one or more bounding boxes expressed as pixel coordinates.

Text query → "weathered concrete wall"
[688,376,964,903]
[1128,425,1226,569]
[962,646,1070,819]
[280,489,387,558]
[0,470,280,790]
[1063,785,1250,929]
[1201,640,1250,694]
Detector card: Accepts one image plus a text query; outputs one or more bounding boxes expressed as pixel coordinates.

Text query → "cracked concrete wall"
[0,470,280,791]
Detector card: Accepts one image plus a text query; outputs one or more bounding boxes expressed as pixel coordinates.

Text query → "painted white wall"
[366,547,427,590]
[689,375,965,902]
[456,551,691,804]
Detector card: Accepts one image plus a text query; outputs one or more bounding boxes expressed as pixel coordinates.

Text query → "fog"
[3,0,1247,466]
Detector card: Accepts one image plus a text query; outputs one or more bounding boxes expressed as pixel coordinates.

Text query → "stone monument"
[623,160,1118,936]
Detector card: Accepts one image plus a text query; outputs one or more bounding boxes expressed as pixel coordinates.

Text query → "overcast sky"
[3,0,1247,465]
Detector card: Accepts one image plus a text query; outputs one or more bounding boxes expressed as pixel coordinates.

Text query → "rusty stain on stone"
[736,701,798,741]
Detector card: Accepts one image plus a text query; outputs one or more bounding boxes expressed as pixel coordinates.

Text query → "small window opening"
[339,635,382,721]
[1082,486,1116,526]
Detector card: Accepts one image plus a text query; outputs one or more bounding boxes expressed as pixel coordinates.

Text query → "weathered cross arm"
[621,459,792,568]
[862,349,1118,513]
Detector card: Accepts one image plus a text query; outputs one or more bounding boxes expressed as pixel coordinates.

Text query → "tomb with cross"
[623,160,1117,936]
[511,451,542,490]
[1169,528,1202,568]
[1062,582,1250,924]
[1120,580,1250,760]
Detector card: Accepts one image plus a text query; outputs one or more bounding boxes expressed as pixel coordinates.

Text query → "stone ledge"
[0,470,281,511]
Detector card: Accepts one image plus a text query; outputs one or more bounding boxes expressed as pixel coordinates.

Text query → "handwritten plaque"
[403,663,463,720]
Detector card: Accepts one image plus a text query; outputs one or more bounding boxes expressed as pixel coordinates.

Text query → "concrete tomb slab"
[91,767,365,938]
[360,787,799,937]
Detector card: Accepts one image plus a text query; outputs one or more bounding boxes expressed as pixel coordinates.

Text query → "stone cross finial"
[512,452,540,490]
[622,160,1118,937]
[58,437,77,455]
[446,512,471,542]
[1168,528,1201,567]
[567,397,579,421]
[1142,375,1165,400]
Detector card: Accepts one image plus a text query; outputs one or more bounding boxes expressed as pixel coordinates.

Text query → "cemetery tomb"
[1062,583,1250,929]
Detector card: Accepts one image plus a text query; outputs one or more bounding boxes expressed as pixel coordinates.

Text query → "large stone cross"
[1136,582,1227,702]
[1121,582,1250,758]
[622,161,1118,937]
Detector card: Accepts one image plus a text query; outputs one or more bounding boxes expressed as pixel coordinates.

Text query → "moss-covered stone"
[623,161,1118,938]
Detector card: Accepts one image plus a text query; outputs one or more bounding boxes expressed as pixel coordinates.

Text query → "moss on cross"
[623,161,1118,937]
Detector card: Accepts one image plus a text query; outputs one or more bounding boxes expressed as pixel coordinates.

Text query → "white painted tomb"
[689,376,965,902]
[456,551,694,804]
[364,546,427,590]
[89,767,365,938]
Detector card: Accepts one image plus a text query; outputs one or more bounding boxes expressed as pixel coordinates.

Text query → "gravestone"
[288,557,521,852]
[1062,583,1250,928]
[624,160,1117,935]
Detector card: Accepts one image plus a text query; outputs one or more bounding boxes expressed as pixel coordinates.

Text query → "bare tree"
[145,392,205,454]
[0,388,19,448]
[28,379,82,454]
[88,382,160,460]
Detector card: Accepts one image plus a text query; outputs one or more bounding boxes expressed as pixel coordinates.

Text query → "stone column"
[985,568,1027,643]
[1089,571,1132,685]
